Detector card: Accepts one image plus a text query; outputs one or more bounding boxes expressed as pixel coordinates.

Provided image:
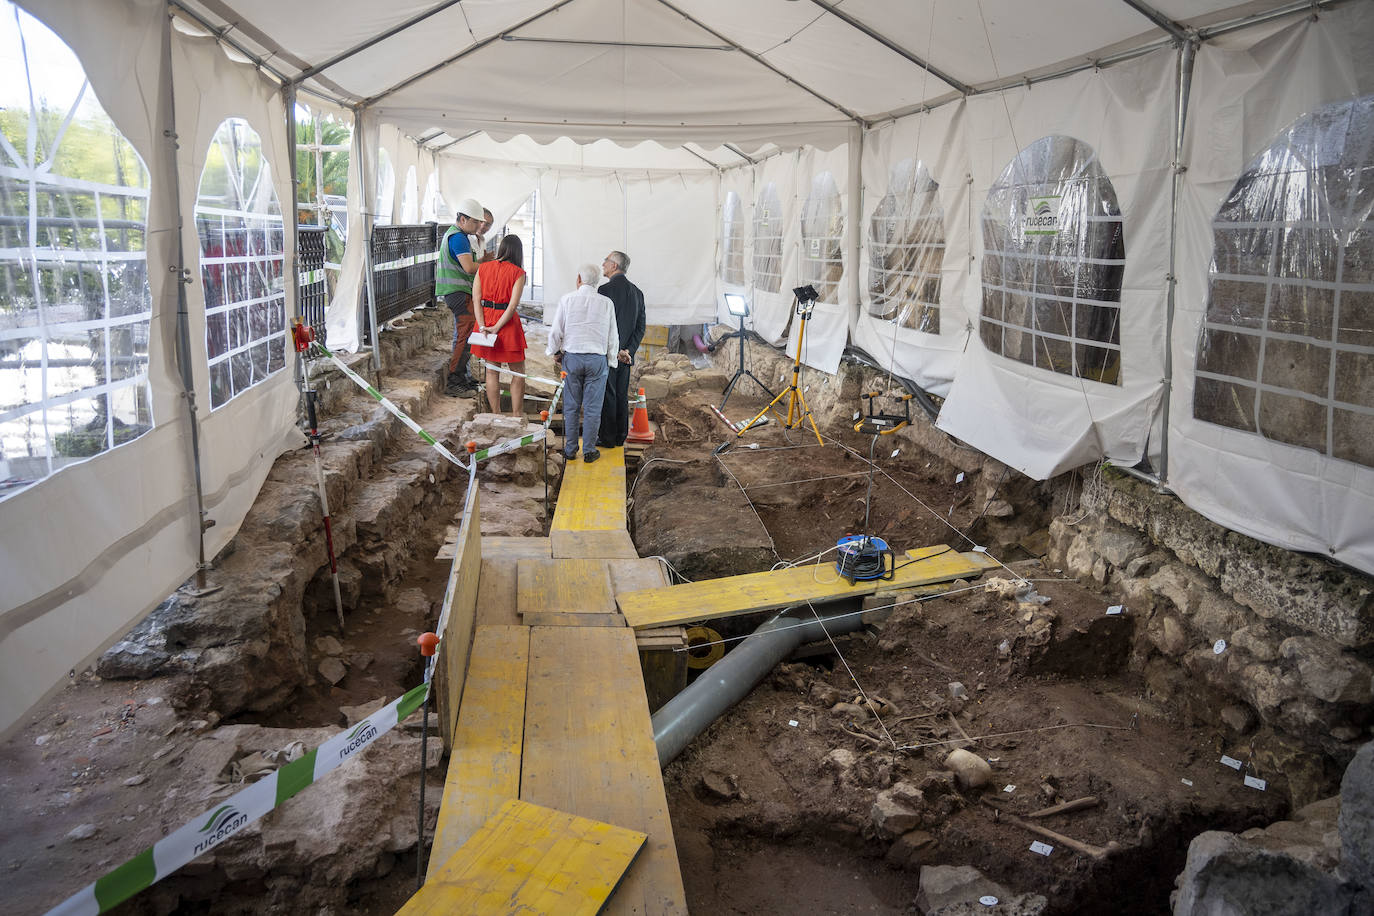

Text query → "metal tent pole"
[163,1,219,597]
[1158,39,1197,486]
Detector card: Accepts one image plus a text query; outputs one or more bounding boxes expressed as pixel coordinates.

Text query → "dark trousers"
[445,291,474,376]
[599,362,632,447]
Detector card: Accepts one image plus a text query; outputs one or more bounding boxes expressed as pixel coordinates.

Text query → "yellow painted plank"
[475,558,521,627]
[435,478,483,749]
[551,447,626,532]
[550,529,639,559]
[427,625,530,881]
[607,558,670,595]
[404,798,645,916]
[483,536,552,559]
[617,544,988,630]
[518,559,622,627]
[522,627,687,915]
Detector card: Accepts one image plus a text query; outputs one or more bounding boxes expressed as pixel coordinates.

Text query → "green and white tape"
[47,684,429,916]
[308,341,469,471]
[297,268,325,286]
[472,431,544,463]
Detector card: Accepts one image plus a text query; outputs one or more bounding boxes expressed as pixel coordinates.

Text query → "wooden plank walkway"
[616,545,995,629]
[517,558,621,627]
[428,625,530,879]
[404,799,645,916]
[521,626,687,914]
[551,447,627,532]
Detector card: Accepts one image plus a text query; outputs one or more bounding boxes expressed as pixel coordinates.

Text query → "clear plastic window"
[421,172,443,224]
[753,182,783,294]
[400,165,417,223]
[980,135,1125,384]
[374,148,394,227]
[293,108,350,295]
[496,191,542,302]
[1195,95,1374,469]
[195,118,286,409]
[721,191,745,286]
[800,172,844,303]
[0,3,153,496]
[869,159,943,333]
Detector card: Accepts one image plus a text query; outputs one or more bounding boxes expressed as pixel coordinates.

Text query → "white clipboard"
[468,331,498,347]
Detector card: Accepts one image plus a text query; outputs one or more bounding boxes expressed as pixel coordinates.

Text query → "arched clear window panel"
[195,118,286,409]
[721,190,745,286]
[421,172,443,224]
[400,165,417,223]
[495,191,542,302]
[374,147,394,227]
[0,2,153,497]
[1194,95,1374,469]
[869,158,943,333]
[980,135,1125,384]
[801,171,843,303]
[293,106,349,298]
[753,182,783,294]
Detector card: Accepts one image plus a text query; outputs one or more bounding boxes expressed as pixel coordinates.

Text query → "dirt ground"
[0,359,1292,915]
[637,386,1288,915]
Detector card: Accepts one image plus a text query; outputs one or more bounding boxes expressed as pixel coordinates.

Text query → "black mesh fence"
[297,227,327,343]
[362,223,441,343]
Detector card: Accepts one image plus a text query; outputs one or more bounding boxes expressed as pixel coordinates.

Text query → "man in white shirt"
[547,263,619,463]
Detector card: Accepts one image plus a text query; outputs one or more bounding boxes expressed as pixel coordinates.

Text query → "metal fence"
[363,223,440,343]
[297,226,328,343]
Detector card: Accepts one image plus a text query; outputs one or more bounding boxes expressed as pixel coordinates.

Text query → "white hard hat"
[455,198,484,222]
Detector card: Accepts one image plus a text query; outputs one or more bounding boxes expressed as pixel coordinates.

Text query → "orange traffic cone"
[627,387,655,444]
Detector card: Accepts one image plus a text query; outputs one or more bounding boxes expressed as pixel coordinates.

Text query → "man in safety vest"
[436,197,485,397]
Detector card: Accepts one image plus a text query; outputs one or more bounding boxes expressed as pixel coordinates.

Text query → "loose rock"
[318,657,347,685]
[944,748,992,790]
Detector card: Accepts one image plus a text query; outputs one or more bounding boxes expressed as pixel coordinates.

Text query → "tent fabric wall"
[1169,3,1374,574]
[936,48,1178,480]
[537,168,718,325]
[2,0,303,735]
[747,152,804,346]
[852,101,970,397]
[785,144,853,375]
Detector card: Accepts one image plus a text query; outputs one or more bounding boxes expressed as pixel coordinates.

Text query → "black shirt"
[600,273,646,362]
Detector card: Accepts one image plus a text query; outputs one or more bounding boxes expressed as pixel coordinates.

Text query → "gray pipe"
[652,605,868,766]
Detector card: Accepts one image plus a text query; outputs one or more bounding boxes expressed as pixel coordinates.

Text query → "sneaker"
[583,450,600,464]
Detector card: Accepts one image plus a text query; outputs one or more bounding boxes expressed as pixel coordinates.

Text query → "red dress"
[471,260,527,364]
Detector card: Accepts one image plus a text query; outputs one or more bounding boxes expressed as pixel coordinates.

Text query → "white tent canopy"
[2,0,1372,736]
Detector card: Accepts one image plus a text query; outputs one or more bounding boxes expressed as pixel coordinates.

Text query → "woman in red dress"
[470,235,528,416]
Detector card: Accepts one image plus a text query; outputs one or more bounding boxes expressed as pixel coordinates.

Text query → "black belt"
[481,300,507,309]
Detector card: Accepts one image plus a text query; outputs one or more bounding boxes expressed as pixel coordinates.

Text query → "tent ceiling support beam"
[723,143,756,165]
[801,0,973,97]
[365,0,579,106]
[1196,0,1349,40]
[290,0,465,85]
[500,35,734,51]
[173,0,352,101]
[168,1,350,107]
[681,145,721,170]
[1118,0,1192,41]
[653,0,865,126]
[434,130,482,153]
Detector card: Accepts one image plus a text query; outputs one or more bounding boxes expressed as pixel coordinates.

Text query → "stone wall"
[1049,470,1373,803]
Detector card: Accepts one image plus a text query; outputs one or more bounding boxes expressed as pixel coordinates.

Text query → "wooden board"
[551,528,639,559]
[517,558,622,627]
[405,799,645,916]
[616,545,990,630]
[551,447,626,533]
[521,627,687,915]
[435,477,483,749]
[474,557,521,627]
[427,625,530,881]
[607,558,670,595]
[482,536,552,559]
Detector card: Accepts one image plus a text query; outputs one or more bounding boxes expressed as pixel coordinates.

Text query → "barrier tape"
[472,431,545,463]
[484,364,562,389]
[297,268,325,286]
[307,341,470,472]
[372,252,438,273]
[46,684,430,916]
